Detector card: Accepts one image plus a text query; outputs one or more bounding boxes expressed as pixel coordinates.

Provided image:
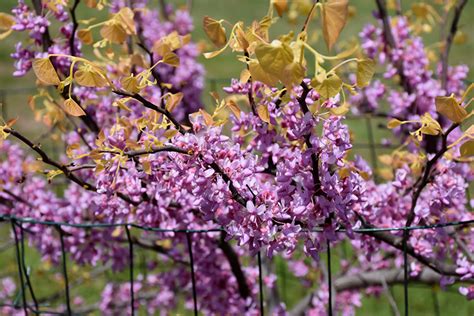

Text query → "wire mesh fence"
[1,215,473,315]
[0,82,472,315]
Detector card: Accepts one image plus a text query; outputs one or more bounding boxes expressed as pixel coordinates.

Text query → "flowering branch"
[3,128,139,206]
[297,81,327,198]
[405,123,459,229]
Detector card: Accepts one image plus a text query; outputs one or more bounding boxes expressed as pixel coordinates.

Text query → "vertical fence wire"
[11,220,28,315]
[403,230,409,316]
[125,225,135,316]
[431,288,440,316]
[186,231,198,316]
[327,239,333,316]
[0,90,6,120]
[57,225,72,316]
[365,116,379,179]
[257,251,264,315]
[19,224,39,312]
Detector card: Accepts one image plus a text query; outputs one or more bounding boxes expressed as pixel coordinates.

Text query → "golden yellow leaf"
[111,227,122,237]
[153,41,171,56]
[420,113,442,136]
[235,27,249,50]
[330,102,349,116]
[0,29,12,40]
[240,68,251,83]
[203,47,227,59]
[255,41,294,75]
[199,109,214,126]
[142,159,152,175]
[47,169,64,181]
[63,98,86,117]
[411,3,430,18]
[154,31,186,54]
[84,0,97,8]
[356,59,375,88]
[226,99,241,119]
[115,7,136,35]
[281,62,305,88]
[460,140,474,157]
[435,95,468,123]
[165,92,184,112]
[164,129,178,139]
[321,0,349,50]
[121,76,140,94]
[257,104,270,123]
[74,67,107,87]
[387,118,402,129]
[311,73,343,99]
[453,31,467,45]
[113,99,132,112]
[78,29,93,45]
[378,154,392,165]
[131,53,147,68]
[203,16,227,48]
[248,60,279,87]
[272,0,288,17]
[162,52,180,67]
[32,58,61,86]
[100,22,127,44]
[0,12,15,30]
[66,143,80,158]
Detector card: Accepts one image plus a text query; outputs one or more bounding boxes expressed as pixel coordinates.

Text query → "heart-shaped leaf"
[32,58,61,86]
[321,0,349,50]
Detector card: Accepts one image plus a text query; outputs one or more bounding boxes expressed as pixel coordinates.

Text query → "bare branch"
[69,0,81,56]
[219,232,251,299]
[440,0,468,89]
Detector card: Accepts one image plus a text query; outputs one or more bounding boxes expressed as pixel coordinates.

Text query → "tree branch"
[440,0,468,90]
[113,90,188,134]
[219,232,251,299]
[297,82,327,198]
[4,128,139,206]
[405,123,458,229]
[69,0,81,56]
[374,0,412,94]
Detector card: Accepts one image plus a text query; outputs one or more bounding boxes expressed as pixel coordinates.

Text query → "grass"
[0,0,473,315]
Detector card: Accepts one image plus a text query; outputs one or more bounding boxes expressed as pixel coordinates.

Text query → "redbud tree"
[0,0,472,314]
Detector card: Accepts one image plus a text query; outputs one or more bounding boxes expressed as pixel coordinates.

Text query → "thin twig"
[3,128,139,206]
[440,0,468,89]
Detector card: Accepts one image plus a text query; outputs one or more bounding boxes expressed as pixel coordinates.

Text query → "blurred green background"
[0,0,472,315]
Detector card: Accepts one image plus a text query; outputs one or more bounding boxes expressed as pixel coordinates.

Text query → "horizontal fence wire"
[1,215,473,233]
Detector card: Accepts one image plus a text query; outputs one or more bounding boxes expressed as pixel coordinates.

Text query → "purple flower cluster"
[359,16,468,120]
